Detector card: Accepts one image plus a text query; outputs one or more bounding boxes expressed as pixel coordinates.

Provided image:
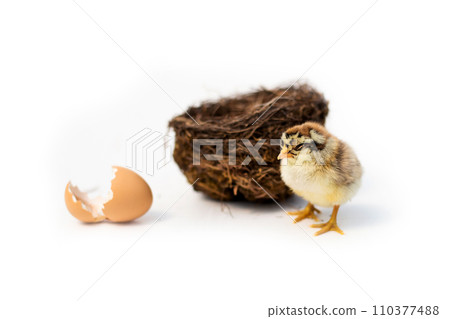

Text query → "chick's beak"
[277,147,294,160]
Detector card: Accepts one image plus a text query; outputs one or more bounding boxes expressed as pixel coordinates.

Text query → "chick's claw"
[287,203,321,223]
[311,220,344,236]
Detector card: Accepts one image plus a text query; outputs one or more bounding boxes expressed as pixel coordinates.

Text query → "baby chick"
[278,122,362,236]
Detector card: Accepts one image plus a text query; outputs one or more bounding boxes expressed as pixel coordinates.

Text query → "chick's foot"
[288,203,321,223]
[310,205,344,236]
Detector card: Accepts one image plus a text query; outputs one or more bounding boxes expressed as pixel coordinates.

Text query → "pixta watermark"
[126,128,173,176]
[126,129,324,176]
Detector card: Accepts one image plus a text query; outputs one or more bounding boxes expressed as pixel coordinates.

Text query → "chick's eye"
[294,143,304,150]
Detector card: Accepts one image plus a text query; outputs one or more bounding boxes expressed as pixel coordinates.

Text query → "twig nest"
[169,84,329,202]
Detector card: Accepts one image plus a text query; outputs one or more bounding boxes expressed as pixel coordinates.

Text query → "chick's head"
[277,122,330,164]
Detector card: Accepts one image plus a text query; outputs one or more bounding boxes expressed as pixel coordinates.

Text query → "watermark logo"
[126,128,173,175]
[192,139,270,166]
[192,138,325,166]
[126,128,325,176]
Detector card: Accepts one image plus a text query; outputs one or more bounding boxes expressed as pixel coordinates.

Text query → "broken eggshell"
[65,166,153,223]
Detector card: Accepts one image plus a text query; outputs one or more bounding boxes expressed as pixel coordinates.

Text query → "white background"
[1,0,449,318]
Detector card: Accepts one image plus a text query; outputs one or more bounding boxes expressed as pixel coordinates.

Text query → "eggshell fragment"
[64,184,106,223]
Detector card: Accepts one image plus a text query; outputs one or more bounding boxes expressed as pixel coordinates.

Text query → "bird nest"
[168,84,329,202]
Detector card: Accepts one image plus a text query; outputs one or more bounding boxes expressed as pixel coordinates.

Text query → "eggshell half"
[102,166,153,222]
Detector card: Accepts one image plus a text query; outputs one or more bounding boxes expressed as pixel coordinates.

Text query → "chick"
[278,122,362,236]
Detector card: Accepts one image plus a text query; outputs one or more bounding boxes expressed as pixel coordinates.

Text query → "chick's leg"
[288,202,321,223]
[311,205,344,236]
